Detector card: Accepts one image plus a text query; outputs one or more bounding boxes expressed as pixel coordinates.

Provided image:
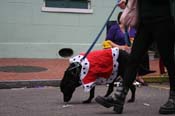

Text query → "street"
[0,83,172,116]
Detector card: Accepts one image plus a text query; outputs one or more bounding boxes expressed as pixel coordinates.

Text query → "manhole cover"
[0,66,48,73]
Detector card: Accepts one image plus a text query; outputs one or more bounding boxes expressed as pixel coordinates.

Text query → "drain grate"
[0,66,48,73]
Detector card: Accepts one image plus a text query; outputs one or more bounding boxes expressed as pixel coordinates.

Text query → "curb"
[0,79,61,89]
[0,76,168,89]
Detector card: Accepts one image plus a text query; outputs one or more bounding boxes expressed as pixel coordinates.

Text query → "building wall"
[0,0,121,58]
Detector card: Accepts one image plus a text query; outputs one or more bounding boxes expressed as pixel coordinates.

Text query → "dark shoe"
[95,80,128,114]
[95,96,124,114]
[159,91,175,114]
[95,96,121,107]
[159,99,175,114]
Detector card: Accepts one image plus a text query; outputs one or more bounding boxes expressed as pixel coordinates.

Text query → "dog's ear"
[68,62,82,81]
[60,62,82,90]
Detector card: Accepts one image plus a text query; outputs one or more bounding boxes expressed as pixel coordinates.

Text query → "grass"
[143,76,169,83]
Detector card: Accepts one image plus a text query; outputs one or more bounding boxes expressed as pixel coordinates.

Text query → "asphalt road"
[0,83,172,116]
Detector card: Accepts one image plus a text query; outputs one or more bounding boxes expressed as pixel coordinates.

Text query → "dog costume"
[69,47,119,92]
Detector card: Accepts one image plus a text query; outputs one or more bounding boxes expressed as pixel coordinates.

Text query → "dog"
[60,48,136,104]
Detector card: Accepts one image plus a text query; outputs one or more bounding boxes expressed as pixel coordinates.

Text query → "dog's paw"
[127,99,135,103]
[82,100,91,104]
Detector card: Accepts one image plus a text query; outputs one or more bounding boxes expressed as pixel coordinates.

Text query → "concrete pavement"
[0,83,171,116]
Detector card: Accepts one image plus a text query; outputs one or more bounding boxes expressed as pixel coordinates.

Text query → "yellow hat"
[102,40,112,49]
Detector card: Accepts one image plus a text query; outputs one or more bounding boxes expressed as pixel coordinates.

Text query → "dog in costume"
[60,41,136,103]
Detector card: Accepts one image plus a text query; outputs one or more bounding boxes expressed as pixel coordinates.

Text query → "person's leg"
[123,23,154,86]
[136,53,156,86]
[153,18,175,114]
[137,64,156,76]
[95,23,154,113]
[141,52,150,69]
[159,57,166,74]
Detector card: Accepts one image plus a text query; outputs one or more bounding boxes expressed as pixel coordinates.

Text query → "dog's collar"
[69,55,90,81]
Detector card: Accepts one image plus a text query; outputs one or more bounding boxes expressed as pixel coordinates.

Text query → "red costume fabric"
[69,48,119,92]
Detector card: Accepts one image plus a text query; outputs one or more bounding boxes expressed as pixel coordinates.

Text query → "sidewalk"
[0,58,167,89]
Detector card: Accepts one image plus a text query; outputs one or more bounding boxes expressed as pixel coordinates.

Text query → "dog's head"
[60,62,82,102]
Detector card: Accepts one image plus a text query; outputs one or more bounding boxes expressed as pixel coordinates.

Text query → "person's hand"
[120,45,131,52]
[117,0,126,9]
[130,37,134,45]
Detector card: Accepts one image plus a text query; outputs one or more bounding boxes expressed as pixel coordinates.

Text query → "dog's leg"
[127,84,136,103]
[104,82,114,97]
[82,86,95,104]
